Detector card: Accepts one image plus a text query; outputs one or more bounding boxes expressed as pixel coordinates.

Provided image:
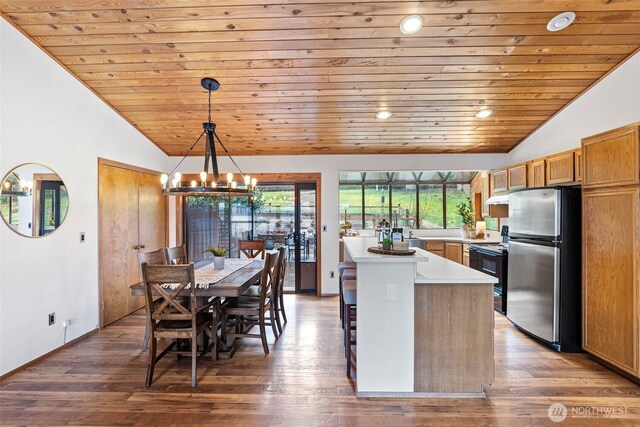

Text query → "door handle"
[140,244,146,249]
[133,244,145,250]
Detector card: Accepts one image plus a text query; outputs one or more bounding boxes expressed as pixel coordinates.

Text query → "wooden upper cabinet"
[546,152,575,185]
[529,159,546,188]
[508,164,527,190]
[574,149,582,182]
[582,124,640,189]
[491,169,508,194]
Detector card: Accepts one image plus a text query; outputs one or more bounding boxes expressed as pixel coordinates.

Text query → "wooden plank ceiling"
[2,1,640,156]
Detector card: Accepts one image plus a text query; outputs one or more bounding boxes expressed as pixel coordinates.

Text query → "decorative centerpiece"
[456,197,476,238]
[381,237,392,251]
[204,247,229,270]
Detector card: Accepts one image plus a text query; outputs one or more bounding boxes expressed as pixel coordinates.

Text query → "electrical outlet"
[330,271,335,278]
[48,312,55,325]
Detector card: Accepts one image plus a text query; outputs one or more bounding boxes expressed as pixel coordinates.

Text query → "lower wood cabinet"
[426,240,444,258]
[462,244,470,267]
[582,186,640,380]
[445,242,463,264]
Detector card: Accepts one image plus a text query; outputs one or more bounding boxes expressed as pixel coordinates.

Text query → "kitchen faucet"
[408,231,414,238]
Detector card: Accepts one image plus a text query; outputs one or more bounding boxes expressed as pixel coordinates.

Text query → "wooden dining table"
[130,258,265,358]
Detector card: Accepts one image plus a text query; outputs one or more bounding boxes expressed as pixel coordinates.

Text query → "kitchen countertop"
[344,237,496,284]
[342,236,430,263]
[414,252,497,284]
[341,235,502,244]
[409,236,502,244]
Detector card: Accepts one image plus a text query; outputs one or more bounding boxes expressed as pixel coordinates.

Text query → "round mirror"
[0,164,69,237]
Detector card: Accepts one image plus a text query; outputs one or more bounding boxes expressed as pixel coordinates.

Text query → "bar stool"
[340,269,357,326]
[342,281,357,378]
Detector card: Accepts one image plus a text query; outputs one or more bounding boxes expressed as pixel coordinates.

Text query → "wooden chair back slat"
[164,245,187,265]
[138,249,165,267]
[239,239,265,259]
[259,251,280,309]
[141,263,197,322]
[276,246,287,297]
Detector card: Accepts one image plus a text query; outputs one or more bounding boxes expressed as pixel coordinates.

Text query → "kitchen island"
[343,236,496,397]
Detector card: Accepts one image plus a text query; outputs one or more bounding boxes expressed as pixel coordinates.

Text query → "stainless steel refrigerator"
[507,187,582,352]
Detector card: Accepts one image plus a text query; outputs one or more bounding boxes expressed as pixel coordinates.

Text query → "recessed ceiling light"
[547,12,576,32]
[399,15,424,35]
[475,109,494,119]
[376,110,392,119]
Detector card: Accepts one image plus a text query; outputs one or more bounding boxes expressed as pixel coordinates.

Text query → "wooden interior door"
[99,164,140,327]
[137,171,167,267]
[99,162,167,327]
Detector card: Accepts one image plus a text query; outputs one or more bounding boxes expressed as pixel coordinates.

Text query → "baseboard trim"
[587,353,640,385]
[0,328,98,381]
[356,391,486,399]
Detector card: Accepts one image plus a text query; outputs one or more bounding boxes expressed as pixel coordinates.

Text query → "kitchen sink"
[405,238,426,250]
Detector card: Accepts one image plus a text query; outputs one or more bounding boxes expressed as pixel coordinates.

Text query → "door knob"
[133,244,141,250]
[140,244,146,249]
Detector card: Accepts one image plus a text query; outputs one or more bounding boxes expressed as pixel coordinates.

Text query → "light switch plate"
[80,232,86,243]
[322,224,327,232]
[385,284,397,302]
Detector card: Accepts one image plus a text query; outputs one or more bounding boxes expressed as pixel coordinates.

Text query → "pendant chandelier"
[161,78,256,197]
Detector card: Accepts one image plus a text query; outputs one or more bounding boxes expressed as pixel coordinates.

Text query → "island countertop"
[342,236,430,263]
[414,252,496,284]
[344,237,496,284]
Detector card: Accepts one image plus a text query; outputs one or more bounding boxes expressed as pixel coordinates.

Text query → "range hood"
[486,194,509,205]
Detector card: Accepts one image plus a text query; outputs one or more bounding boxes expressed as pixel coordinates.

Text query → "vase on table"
[460,225,469,238]
[214,256,225,270]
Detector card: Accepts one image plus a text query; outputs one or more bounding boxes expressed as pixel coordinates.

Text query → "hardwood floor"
[1,295,639,426]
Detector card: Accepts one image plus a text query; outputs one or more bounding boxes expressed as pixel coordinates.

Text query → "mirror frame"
[0,162,70,238]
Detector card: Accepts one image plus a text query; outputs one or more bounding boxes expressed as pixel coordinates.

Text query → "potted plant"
[382,237,392,251]
[204,247,229,270]
[456,197,475,238]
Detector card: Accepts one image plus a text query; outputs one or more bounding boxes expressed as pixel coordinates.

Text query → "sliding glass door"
[254,183,317,293]
[184,181,318,294]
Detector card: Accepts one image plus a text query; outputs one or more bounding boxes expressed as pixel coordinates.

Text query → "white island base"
[343,237,496,398]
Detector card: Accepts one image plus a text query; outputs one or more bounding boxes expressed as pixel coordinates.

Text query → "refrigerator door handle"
[553,245,561,342]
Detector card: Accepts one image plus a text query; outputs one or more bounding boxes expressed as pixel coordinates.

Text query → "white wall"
[174,153,508,295]
[0,20,168,376]
[510,51,640,164]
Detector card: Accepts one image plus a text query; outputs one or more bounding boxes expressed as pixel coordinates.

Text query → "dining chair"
[141,262,219,387]
[164,245,187,265]
[241,246,287,334]
[137,249,167,351]
[273,246,288,334]
[238,239,266,259]
[220,251,280,354]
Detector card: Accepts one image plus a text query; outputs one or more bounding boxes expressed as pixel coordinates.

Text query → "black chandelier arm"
[204,127,219,181]
[213,129,247,181]
[166,129,206,178]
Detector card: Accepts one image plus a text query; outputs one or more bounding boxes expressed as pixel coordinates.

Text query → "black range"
[468,243,508,315]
